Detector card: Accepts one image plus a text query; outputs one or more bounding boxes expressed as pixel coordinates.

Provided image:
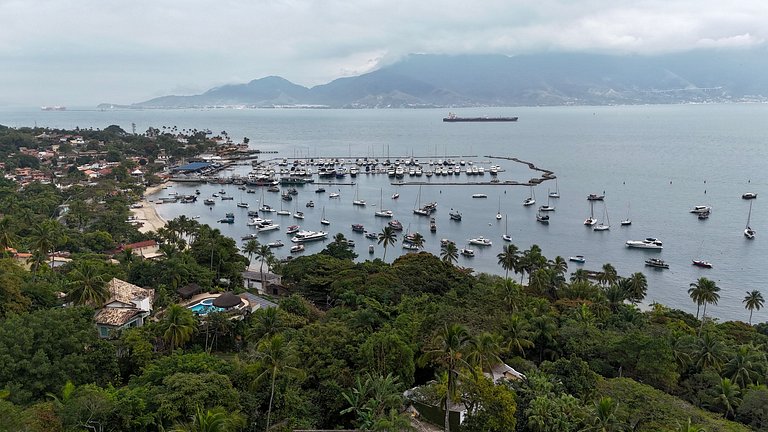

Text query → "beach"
[130,184,167,233]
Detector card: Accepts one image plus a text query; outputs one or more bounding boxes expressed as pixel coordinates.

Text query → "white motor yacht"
[468,237,492,246]
[375,209,394,218]
[291,230,328,243]
[690,205,711,214]
[626,238,663,249]
[257,223,280,232]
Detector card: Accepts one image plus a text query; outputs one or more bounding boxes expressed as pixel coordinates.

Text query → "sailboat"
[352,183,366,206]
[621,202,632,226]
[593,202,610,231]
[584,200,597,226]
[548,178,560,198]
[539,193,555,212]
[375,189,393,217]
[523,186,536,206]
[320,206,330,225]
[745,200,756,239]
[259,189,276,213]
[502,214,512,242]
[496,196,502,220]
[692,241,713,268]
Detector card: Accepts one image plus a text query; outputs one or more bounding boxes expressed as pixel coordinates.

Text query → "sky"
[1,0,767,106]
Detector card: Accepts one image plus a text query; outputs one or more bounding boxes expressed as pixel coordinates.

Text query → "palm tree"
[440,241,458,265]
[172,406,246,432]
[571,268,590,283]
[248,306,284,343]
[333,232,348,244]
[503,315,534,357]
[549,256,568,277]
[693,332,727,372]
[496,243,519,280]
[624,272,648,304]
[251,334,304,432]
[519,245,546,284]
[709,377,741,419]
[742,290,764,325]
[241,239,260,269]
[419,324,474,432]
[410,233,425,250]
[689,277,720,326]
[467,332,503,374]
[530,315,558,363]
[587,396,621,432]
[377,226,397,261]
[675,418,706,432]
[28,220,57,276]
[66,261,109,307]
[161,304,197,352]
[0,216,18,253]
[598,263,618,286]
[254,244,273,291]
[723,344,765,388]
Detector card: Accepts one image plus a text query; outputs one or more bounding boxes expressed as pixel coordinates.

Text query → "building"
[242,270,285,295]
[94,278,155,338]
[113,240,163,259]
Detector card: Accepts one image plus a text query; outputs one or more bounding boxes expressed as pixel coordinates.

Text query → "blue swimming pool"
[188,298,225,315]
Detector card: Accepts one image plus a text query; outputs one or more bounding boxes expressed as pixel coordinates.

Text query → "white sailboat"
[353,183,366,206]
[375,189,393,217]
[621,202,632,226]
[320,206,330,226]
[276,193,290,215]
[496,196,502,220]
[745,200,756,239]
[502,214,512,242]
[260,189,276,213]
[584,200,597,226]
[548,178,560,198]
[523,186,536,206]
[593,202,610,231]
[539,193,555,212]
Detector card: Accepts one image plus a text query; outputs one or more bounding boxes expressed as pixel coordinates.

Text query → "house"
[242,270,283,295]
[94,278,155,338]
[114,240,163,259]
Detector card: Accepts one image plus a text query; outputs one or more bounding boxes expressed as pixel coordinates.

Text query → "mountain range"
[112,51,768,108]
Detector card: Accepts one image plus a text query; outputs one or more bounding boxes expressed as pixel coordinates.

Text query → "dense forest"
[1,124,767,432]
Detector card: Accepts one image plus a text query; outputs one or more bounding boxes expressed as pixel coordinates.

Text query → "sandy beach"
[130,184,167,233]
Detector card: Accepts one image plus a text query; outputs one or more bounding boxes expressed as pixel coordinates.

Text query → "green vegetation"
[0,124,766,431]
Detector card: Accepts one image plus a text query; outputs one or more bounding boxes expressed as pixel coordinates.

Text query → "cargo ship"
[443,112,517,122]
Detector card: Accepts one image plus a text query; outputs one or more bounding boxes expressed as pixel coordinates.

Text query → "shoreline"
[130,184,167,233]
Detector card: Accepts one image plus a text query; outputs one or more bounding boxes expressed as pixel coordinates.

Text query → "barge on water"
[443,112,518,122]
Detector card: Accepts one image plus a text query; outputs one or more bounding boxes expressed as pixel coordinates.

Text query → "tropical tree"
[409,233,425,250]
[248,306,284,343]
[0,216,18,253]
[467,332,503,374]
[624,272,648,304]
[530,315,558,363]
[440,241,459,265]
[503,315,534,357]
[419,324,475,432]
[689,277,721,333]
[254,244,273,290]
[377,226,397,261]
[251,334,304,432]
[723,344,766,388]
[675,418,706,432]
[709,377,741,419]
[693,332,728,372]
[65,261,109,307]
[587,396,621,432]
[341,373,405,429]
[742,290,765,325]
[172,406,246,432]
[549,256,568,277]
[571,268,590,283]
[597,263,618,286]
[496,244,519,280]
[28,220,65,276]
[161,304,197,352]
[241,239,260,269]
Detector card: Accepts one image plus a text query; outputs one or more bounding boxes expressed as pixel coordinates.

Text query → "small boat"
[698,211,710,220]
[293,211,304,219]
[204,199,216,205]
[365,232,377,240]
[267,240,284,248]
[742,192,758,200]
[626,238,663,249]
[430,218,437,232]
[260,205,276,213]
[315,188,326,193]
[388,220,403,231]
[258,224,280,232]
[584,201,597,226]
[221,196,234,201]
[523,197,535,206]
[248,210,259,217]
[536,213,550,224]
[690,205,711,214]
[468,237,492,246]
[375,209,394,218]
[460,248,475,257]
[502,234,512,242]
[329,192,340,198]
[621,202,631,226]
[290,244,305,253]
[645,258,669,269]
[569,255,586,264]
[692,260,713,268]
[441,239,455,246]
[320,207,330,226]
[392,193,400,199]
[352,224,365,232]
[745,201,756,239]
[587,194,605,201]
[286,225,300,234]
[195,190,201,195]
[276,209,290,216]
[306,201,315,208]
[237,202,249,208]
[281,193,293,201]
[267,186,280,192]
[538,205,555,212]
[449,209,462,221]
[472,194,488,199]
[369,245,375,254]
[242,233,259,240]
[402,242,419,250]
[548,179,560,198]
[212,193,219,198]
[246,189,256,194]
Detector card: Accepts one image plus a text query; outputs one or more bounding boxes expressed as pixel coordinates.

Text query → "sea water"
[2,104,767,322]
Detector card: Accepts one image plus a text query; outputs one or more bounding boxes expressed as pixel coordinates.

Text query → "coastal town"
[0,122,766,432]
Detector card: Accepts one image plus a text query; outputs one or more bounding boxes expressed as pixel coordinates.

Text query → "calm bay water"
[3,104,767,322]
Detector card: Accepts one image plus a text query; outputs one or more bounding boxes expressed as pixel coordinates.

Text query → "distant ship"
[443,112,517,122]
[41,106,66,111]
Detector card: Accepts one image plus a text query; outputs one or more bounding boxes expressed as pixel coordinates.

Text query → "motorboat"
[260,205,275,213]
[388,220,403,231]
[290,244,305,253]
[402,242,419,250]
[468,237,492,246]
[329,192,340,198]
[587,194,605,201]
[247,217,272,226]
[267,186,280,192]
[281,193,292,201]
[392,193,400,199]
[460,248,475,257]
[291,230,328,243]
[569,255,586,264]
[315,188,326,193]
[221,196,234,201]
[449,210,462,221]
[441,239,455,246]
[293,211,304,219]
[472,194,488,199]
[286,225,300,234]
[523,197,535,206]
[742,193,757,200]
[626,238,663,249]
[502,234,512,242]
[645,258,669,269]
[248,210,259,217]
[690,205,711,214]
[375,209,394,218]
[204,199,215,205]
[241,233,259,240]
[258,224,280,232]
[237,202,249,208]
[267,240,284,248]
[620,219,632,226]
[352,224,365,232]
[365,232,378,240]
[536,213,550,224]
[306,201,315,208]
[698,211,710,220]
[430,218,437,232]
[538,205,555,212]
[692,260,713,268]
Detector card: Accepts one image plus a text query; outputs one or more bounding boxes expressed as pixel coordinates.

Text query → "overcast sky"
[1,0,766,106]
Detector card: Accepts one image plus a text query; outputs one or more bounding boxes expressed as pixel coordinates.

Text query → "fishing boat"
[626,238,663,249]
[621,202,632,226]
[468,236,492,246]
[745,201,756,239]
[449,209,462,221]
[593,203,610,231]
[569,255,586,264]
[549,179,560,198]
[290,244,305,253]
[644,258,669,269]
[523,186,536,206]
[267,240,284,248]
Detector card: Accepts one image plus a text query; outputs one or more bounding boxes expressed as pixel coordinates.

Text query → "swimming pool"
[188,298,225,315]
